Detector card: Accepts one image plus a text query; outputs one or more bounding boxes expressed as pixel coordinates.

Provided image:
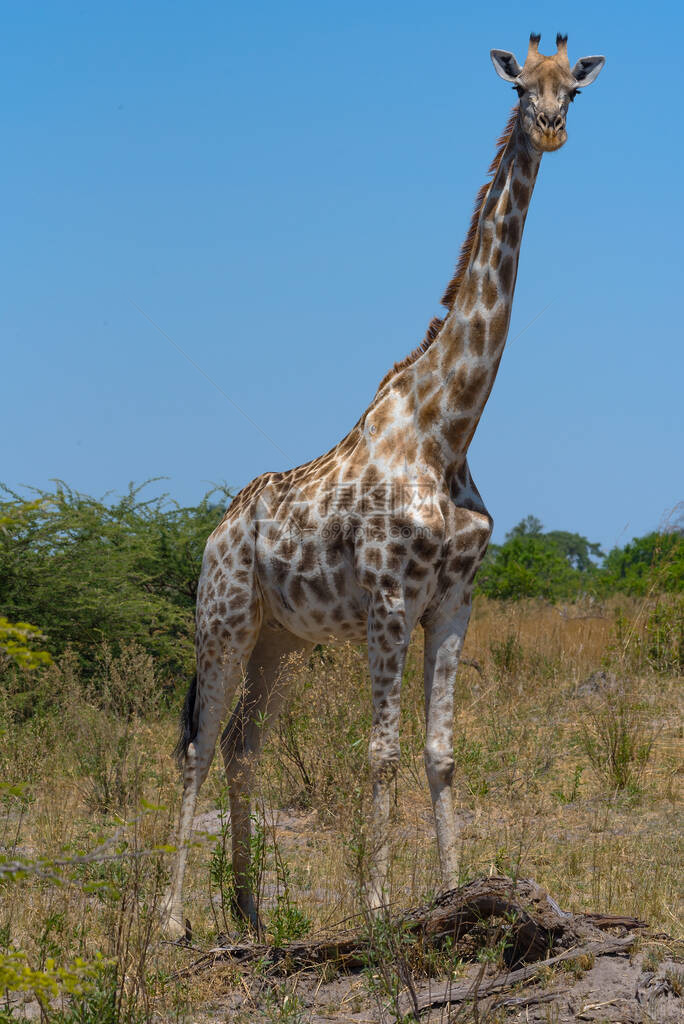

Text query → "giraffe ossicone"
[161,34,605,938]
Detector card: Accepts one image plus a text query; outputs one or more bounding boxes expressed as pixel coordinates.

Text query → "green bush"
[476,517,603,601]
[0,481,232,681]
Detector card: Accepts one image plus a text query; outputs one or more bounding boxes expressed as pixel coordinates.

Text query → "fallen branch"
[395,934,636,1018]
[171,875,645,989]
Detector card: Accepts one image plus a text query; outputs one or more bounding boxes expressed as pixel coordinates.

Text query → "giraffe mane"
[374,104,520,394]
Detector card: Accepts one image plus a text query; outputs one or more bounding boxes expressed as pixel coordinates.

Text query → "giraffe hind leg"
[162,527,263,938]
[161,641,259,938]
[220,625,312,934]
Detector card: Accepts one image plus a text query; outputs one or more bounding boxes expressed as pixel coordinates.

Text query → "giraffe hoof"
[160,898,187,941]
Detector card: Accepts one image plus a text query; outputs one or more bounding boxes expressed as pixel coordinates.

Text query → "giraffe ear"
[490,49,522,83]
[570,55,605,88]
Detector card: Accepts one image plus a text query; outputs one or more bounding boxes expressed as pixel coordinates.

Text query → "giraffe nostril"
[536,111,549,130]
[553,115,565,132]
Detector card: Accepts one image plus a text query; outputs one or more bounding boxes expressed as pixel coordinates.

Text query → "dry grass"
[0,596,681,1021]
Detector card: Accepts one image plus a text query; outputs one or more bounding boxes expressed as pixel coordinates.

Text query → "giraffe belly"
[260,575,370,644]
[255,532,370,643]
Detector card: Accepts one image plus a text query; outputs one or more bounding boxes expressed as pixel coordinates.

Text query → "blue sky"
[2,1,682,552]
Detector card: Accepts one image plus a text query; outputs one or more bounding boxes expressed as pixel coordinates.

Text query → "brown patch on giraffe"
[272,558,289,586]
[289,576,304,606]
[470,313,486,357]
[360,569,377,592]
[448,554,474,575]
[513,179,530,208]
[406,558,429,580]
[416,373,437,404]
[365,546,382,570]
[482,274,498,310]
[376,435,398,462]
[362,464,380,489]
[326,533,346,565]
[478,224,493,265]
[505,215,521,248]
[368,514,388,541]
[414,535,440,562]
[518,149,532,178]
[446,366,468,408]
[291,505,313,534]
[487,306,508,351]
[379,573,399,593]
[420,436,443,468]
[458,275,479,316]
[402,437,418,464]
[387,619,404,644]
[491,246,502,270]
[299,542,317,574]
[466,563,480,584]
[461,366,489,409]
[443,415,472,451]
[332,567,347,594]
[305,576,333,604]
[370,401,393,436]
[442,327,465,368]
[499,255,515,294]
[392,370,412,397]
[278,537,296,560]
[417,392,441,433]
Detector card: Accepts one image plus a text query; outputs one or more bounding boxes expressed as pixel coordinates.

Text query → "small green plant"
[490,633,525,678]
[578,693,658,794]
[645,599,683,674]
[208,789,236,935]
[454,734,496,798]
[551,764,584,805]
[560,951,595,980]
[268,855,311,946]
[362,911,418,1023]
[642,946,664,972]
[262,981,307,1024]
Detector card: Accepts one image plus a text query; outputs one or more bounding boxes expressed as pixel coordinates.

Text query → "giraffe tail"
[173,672,198,770]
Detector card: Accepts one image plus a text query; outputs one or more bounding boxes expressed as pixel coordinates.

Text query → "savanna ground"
[1,595,682,1023]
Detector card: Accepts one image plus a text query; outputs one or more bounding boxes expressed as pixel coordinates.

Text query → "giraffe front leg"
[422,603,472,888]
[366,598,409,911]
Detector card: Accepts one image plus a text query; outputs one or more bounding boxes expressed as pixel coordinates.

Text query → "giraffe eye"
[568,88,579,102]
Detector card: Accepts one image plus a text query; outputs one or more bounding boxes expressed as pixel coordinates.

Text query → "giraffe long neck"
[406,111,541,474]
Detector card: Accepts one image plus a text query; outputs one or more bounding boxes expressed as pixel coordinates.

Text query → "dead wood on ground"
[172,875,646,993]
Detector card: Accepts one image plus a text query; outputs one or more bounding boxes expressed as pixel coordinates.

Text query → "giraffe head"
[491,33,605,153]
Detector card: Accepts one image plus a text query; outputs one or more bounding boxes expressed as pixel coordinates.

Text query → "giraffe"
[162,34,605,938]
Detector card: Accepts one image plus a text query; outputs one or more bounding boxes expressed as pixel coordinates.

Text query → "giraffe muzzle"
[531,110,567,151]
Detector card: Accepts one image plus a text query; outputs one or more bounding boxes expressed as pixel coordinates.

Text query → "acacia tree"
[0,481,231,678]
